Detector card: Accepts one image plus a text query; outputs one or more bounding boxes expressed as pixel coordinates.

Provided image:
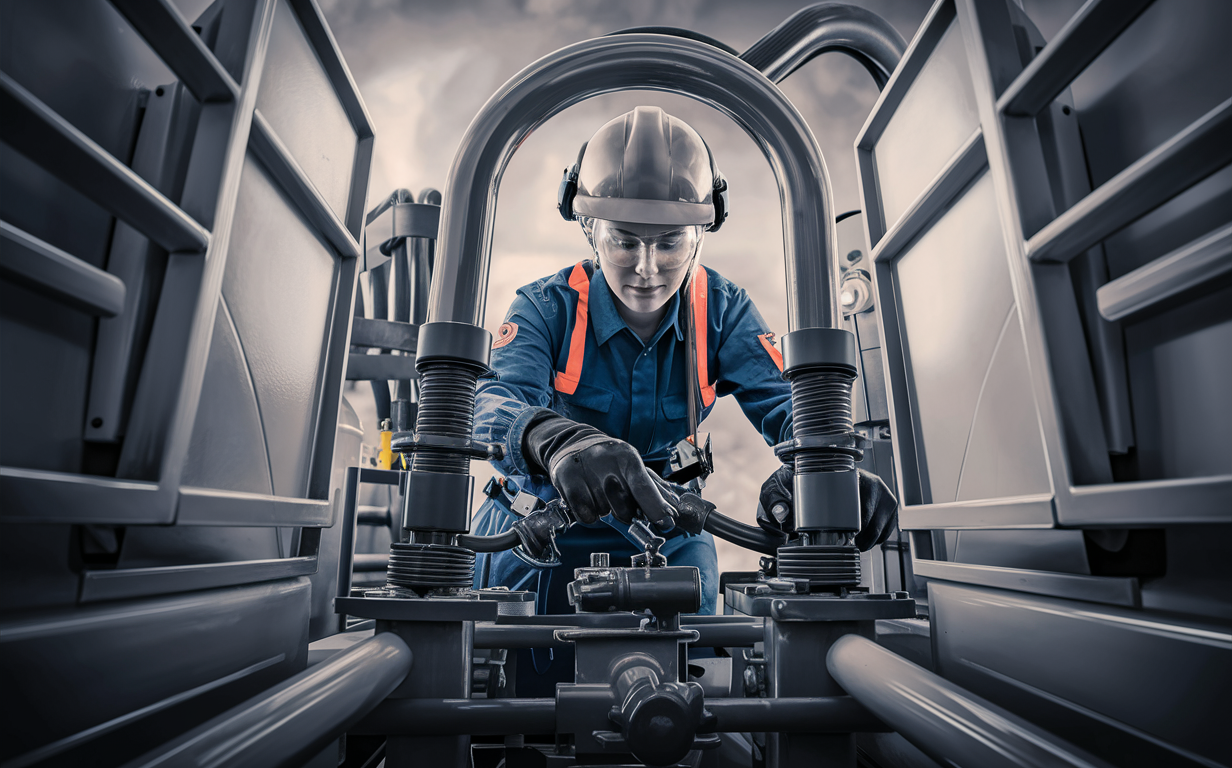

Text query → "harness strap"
[690,267,716,407]
[553,261,591,394]
[553,260,714,407]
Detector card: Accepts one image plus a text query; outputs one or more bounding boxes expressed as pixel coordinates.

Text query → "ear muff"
[708,171,729,232]
[557,142,588,221]
[700,138,729,233]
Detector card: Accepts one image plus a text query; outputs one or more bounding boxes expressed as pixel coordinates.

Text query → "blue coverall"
[471,256,793,600]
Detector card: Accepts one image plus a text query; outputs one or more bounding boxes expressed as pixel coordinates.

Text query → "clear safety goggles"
[596,224,701,270]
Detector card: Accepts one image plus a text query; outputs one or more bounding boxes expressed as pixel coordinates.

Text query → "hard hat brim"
[573,194,714,227]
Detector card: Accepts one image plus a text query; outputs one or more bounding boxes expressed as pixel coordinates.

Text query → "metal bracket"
[391,432,504,461]
[773,431,868,463]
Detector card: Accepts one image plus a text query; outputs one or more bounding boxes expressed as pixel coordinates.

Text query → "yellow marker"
[378,418,393,470]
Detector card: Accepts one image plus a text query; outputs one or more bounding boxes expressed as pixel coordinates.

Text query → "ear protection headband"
[557,141,730,233]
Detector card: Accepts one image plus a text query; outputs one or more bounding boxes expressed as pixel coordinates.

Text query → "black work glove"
[756,466,898,551]
[523,413,674,527]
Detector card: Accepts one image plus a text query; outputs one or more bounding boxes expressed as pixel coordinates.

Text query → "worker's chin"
[619,288,668,313]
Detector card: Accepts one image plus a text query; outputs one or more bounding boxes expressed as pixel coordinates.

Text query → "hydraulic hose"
[703,509,785,555]
[456,528,520,552]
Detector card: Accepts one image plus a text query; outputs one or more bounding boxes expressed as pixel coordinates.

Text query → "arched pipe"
[428,34,843,331]
[739,3,906,88]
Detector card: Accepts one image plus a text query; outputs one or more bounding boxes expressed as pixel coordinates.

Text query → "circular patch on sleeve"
[492,321,519,349]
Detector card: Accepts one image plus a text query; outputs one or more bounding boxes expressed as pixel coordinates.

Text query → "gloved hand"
[756,466,898,551]
[522,413,674,527]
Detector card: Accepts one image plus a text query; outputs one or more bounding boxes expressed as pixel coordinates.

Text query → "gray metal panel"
[176,487,334,527]
[1133,315,1232,480]
[0,578,310,766]
[873,19,979,232]
[899,494,1055,531]
[0,468,167,525]
[894,172,1050,505]
[256,0,356,221]
[0,524,81,614]
[914,559,1138,607]
[1067,0,1232,195]
[870,130,986,264]
[81,556,316,603]
[951,528,1089,573]
[180,300,276,494]
[249,109,360,259]
[1064,476,1232,525]
[931,581,1232,768]
[219,152,338,498]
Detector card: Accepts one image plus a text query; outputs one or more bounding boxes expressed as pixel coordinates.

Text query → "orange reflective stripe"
[553,261,591,394]
[758,332,784,372]
[691,268,716,407]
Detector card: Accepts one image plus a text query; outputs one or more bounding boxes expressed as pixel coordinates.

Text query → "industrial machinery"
[0,1,1228,767]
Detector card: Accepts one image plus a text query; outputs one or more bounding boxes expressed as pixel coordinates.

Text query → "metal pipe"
[827,635,1115,768]
[353,698,556,736]
[430,34,842,331]
[739,3,907,87]
[354,695,884,736]
[123,633,413,768]
[472,616,764,649]
[704,696,888,733]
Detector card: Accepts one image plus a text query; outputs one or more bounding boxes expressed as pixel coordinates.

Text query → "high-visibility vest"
[553,261,716,407]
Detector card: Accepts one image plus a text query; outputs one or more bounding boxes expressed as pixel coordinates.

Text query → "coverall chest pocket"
[662,393,689,422]
[558,382,614,417]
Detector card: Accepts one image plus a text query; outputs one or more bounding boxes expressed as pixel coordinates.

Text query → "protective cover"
[575,106,715,226]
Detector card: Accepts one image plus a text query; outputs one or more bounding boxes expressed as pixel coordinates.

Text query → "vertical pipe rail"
[428,34,841,331]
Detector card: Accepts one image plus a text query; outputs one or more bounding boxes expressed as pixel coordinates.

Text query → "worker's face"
[592,219,702,314]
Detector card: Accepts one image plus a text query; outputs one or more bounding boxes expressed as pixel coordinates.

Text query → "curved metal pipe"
[827,635,1115,768]
[429,34,842,331]
[354,698,557,736]
[471,616,764,649]
[605,26,740,56]
[739,3,907,88]
[705,696,888,733]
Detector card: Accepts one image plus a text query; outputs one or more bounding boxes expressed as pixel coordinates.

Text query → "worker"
[469,106,895,688]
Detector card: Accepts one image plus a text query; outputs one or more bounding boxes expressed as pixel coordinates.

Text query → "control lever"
[628,518,667,570]
[509,499,572,569]
[504,469,713,569]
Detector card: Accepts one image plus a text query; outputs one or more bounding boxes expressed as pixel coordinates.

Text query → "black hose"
[703,509,785,555]
[456,528,521,553]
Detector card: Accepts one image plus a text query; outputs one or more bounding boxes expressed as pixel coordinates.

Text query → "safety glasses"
[597,225,700,269]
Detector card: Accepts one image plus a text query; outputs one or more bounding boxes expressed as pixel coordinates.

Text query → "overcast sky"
[320,0,935,571]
